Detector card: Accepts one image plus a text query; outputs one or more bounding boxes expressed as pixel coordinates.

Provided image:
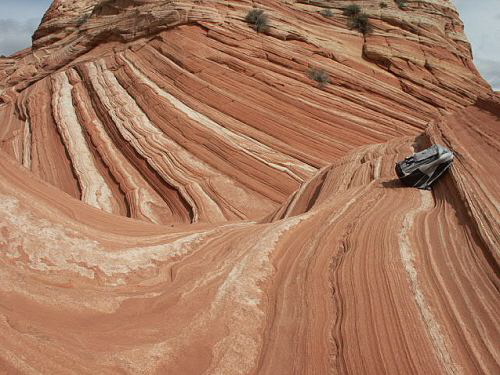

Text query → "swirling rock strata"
[0,0,498,373]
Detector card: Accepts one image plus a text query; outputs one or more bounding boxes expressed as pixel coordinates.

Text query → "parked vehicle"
[395,144,454,190]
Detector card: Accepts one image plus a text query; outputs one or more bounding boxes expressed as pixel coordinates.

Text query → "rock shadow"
[381,178,406,189]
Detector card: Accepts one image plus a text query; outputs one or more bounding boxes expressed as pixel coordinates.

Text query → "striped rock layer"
[0,0,498,374]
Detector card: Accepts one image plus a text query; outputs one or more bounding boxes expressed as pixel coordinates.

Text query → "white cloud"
[0,18,40,56]
[475,59,500,91]
[454,0,500,91]
[0,0,52,21]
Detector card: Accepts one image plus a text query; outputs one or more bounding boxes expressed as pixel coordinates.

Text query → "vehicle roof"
[414,144,450,161]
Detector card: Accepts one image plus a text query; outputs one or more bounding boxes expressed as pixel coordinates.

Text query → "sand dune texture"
[0,0,498,373]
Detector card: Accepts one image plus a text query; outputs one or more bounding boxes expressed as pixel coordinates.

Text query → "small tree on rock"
[321,8,334,18]
[349,13,373,34]
[343,4,361,17]
[307,68,331,89]
[394,0,407,9]
[245,9,270,33]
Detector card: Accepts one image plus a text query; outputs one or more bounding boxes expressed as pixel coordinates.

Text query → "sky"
[0,0,498,90]
[454,0,500,90]
[0,0,52,56]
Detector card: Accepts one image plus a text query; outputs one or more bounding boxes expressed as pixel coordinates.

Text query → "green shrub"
[343,4,361,17]
[307,68,330,88]
[76,15,90,26]
[349,13,373,34]
[245,9,270,33]
[394,0,407,9]
[320,8,334,18]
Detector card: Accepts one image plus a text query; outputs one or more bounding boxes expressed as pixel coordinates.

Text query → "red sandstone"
[0,1,498,373]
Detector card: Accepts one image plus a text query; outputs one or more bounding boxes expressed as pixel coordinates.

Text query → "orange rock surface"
[0,0,498,373]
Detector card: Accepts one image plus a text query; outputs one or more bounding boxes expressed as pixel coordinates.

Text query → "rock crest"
[0,1,498,373]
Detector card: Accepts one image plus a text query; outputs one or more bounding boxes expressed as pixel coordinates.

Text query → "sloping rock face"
[0,0,498,373]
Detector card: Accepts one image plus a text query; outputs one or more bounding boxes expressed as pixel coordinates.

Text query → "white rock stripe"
[22,119,31,169]
[121,52,315,182]
[0,194,249,282]
[68,69,177,224]
[51,71,117,213]
[399,190,461,375]
[205,211,314,374]
[86,59,229,222]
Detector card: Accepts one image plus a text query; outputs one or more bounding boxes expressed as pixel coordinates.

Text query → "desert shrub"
[349,13,372,34]
[307,68,330,88]
[75,14,91,26]
[320,8,334,18]
[379,2,388,8]
[394,0,407,9]
[245,9,270,33]
[343,4,361,17]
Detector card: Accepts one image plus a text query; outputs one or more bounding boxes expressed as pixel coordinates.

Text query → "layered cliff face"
[0,0,498,373]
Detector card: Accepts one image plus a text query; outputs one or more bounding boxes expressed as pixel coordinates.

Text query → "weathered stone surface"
[0,0,498,373]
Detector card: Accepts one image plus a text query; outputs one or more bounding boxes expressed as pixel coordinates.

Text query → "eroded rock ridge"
[0,1,498,373]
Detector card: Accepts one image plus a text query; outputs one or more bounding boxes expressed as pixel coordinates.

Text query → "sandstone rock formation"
[0,0,498,373]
